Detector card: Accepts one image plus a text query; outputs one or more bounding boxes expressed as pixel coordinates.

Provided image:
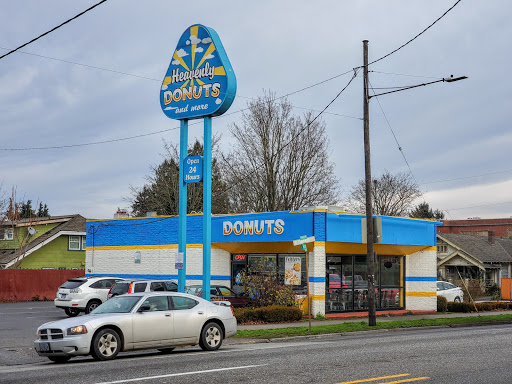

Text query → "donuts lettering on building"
[223,219,285,236]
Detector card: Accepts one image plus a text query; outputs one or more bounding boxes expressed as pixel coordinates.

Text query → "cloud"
[194,47,204,53]
[189,35,202,45]
[171,59,180,65]
[176,48,188,57]
[161,84,168,90]
[205,54,215,60]
[164,106,178,110]
[202,37,212,44]
[215,98,222,105]
[186,40,190,45]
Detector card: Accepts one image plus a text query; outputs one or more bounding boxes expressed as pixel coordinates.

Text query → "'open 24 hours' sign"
[183,156,203,183]
[160,24,236,120]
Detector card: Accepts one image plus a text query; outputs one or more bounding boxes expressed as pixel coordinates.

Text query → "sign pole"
[178,119,188,292]
[305,245,311,332]
[202,116,212,301]
[293,235,315,331]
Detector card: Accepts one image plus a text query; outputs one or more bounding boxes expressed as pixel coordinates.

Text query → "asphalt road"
[2,302,512,383]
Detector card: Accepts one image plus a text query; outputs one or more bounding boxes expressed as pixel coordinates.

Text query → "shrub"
[437,296,447,312]
[238,268,296,307]
[234,305,303,324]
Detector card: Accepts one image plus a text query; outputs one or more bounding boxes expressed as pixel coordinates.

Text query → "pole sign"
[183,155,203,183]
[160,24,237,120]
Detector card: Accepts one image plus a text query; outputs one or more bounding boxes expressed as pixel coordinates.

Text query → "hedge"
[234,305,303,324]
[437,296,447,313]
[446,301,512,313]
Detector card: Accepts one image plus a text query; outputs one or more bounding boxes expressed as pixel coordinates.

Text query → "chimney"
[488,230,495,245]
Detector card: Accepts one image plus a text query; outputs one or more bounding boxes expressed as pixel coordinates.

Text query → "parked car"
[107,279,178,299]
[35,292,237,363]
[185,284,257,308]
[54,276,124,317]
[437,281,464,302]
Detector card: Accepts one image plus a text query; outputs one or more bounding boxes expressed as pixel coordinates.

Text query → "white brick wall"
[310,243,326,316]
[86,246,231,286]
[405,249,437,311]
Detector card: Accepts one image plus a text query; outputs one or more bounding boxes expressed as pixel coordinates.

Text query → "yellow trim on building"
[311,294,325,301]
[314,241,326,247]
[326,243,435,255]
[406,292,436,297]
[86,244,204,251]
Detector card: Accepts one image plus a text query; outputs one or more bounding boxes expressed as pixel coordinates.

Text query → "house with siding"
[0,215,86,270]
[437,231,512,287]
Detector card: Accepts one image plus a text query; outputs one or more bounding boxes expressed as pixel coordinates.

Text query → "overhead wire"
[213,68,360,198]
[368,0,463,65]
[0,0,108,61]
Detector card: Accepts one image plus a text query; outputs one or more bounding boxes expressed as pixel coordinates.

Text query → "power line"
[369,0,463,66]
[214,69,360,198]
[0,0,109,61]
[367,79,418,186]
[369,70,443,80]
[442,200,512,212]
[420,169,512,185]
[0,71,358,151]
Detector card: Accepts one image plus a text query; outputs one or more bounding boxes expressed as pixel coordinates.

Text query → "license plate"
[60,294,67,299]
[40,343,51,352]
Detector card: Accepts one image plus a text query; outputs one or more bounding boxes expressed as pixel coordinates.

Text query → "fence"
[0,269,84,302]
[501,278,512,300]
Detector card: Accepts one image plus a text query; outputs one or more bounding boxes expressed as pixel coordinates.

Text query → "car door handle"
[165,314,172,317]
[197,311,204,315]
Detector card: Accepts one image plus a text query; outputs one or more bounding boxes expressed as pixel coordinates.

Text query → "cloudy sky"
[0,0,510,220]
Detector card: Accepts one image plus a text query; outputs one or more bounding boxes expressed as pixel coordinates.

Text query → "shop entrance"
[325,255,404,313]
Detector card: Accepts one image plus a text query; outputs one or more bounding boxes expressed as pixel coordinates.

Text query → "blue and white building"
[85,207,439,315]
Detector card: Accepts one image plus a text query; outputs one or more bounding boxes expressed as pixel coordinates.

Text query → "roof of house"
[0,214,86,266]
[438,233,512,264]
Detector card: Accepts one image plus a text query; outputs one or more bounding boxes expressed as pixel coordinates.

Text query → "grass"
[234,314,512,339]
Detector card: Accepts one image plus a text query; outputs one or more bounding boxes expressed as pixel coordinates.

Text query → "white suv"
[54,276,123,317]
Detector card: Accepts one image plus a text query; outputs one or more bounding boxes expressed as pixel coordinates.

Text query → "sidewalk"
[236,308,512,331]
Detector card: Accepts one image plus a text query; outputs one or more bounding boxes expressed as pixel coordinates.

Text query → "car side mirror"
[138,304,151,312]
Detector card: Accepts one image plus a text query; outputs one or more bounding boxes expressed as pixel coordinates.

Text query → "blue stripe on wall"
[86,273,231,281]
[309,276,325,283]
[406,276,436,282]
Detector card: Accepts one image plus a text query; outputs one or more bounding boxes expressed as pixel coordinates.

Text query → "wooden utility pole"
[363,40,376,326]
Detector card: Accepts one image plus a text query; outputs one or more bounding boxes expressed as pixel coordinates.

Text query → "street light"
[362,40,467,327]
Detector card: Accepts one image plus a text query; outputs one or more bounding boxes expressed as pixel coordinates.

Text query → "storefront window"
[242,253,306,293]
[326,254,404,313]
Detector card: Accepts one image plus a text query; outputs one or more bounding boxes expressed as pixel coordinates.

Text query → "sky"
[0,0,511,221]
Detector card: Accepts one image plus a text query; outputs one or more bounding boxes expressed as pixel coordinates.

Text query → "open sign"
[234,254,246,261]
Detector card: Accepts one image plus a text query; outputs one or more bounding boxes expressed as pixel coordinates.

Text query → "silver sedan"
[34,292,237,363]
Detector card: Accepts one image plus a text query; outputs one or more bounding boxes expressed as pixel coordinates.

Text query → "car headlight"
[67,325,88,335]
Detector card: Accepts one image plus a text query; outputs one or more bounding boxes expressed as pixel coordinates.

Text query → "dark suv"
[107,279,178,299]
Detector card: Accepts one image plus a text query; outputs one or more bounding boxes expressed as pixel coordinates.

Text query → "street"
[2,302,512,383]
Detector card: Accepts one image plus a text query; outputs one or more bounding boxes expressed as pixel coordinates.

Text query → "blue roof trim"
[309,276,325,283]
[406,276,437,282]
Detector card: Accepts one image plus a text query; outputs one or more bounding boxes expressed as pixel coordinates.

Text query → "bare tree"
[347,170,421,217]
[221,91,339,212]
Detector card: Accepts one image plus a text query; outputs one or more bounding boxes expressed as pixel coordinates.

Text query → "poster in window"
[284,256,302,285]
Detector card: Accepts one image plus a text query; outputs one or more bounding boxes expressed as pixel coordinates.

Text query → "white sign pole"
[293,235,315,332]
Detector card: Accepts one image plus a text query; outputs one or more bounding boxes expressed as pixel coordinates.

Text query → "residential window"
[69,236,80,250]
[437,245,448,253]
[2,228,13,241]
[81,236,87,250]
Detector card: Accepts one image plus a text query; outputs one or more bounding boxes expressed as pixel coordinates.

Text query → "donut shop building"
[85,208,438,315]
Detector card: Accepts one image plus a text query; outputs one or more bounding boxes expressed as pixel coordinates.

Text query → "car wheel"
[64,308,80,317]
[454,297,461,303]
[48,356,71,363]
[199,322,223,351]
[157,347,176,354]
[85,300,101,314]
[91,328,121,361]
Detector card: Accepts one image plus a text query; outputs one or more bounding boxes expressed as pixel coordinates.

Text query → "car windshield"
[110,282,131,295]
[92,296,141,314]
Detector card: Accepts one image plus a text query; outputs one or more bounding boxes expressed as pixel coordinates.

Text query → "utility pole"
[363,40,377,326]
